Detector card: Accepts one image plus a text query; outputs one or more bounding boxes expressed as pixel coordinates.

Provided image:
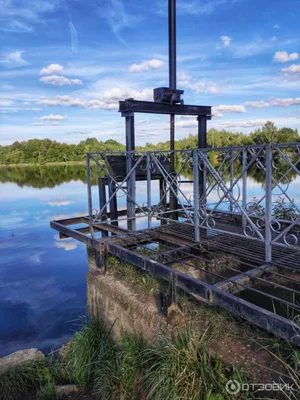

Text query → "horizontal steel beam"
[106,242,300,346]
[119,99,212,117]
[213,264,274,294]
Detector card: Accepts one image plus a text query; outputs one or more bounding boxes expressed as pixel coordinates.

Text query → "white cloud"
[281,64,300,79]
[55,241,77,251]
[38,88,153,110]
[221,35,232,47]
[40,75,82,86]
[38,95,85,107]
[48,200,73,206]
[40,64,64,75]
[212,111,224,118]
[218,119,267,129]
[273,24,280,29]
[244,101,270,108]
[33,122,61,126]
[273,51,299,63]
[213,105,246,113]
[40,114,67,121]
[129,59,165,72]
[176,119,198,128]
[240,119,266,128]
[0,51,28,67]
[178,71,220,94]
[270,36,277,42]
[271,97,300,107]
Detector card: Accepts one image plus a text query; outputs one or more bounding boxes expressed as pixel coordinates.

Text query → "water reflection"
[0,163,299,357]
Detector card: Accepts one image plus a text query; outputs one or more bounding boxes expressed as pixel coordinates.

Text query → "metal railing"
[86,142,300,263]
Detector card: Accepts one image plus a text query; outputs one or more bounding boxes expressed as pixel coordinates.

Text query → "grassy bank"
[0,317,299,400]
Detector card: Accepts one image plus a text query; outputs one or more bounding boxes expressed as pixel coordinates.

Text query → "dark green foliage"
[0,123,298,165]
[64,318,115,391]
[36,381,57,400]
[0,361,44,400]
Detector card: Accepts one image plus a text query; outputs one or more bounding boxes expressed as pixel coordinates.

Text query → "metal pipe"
[169,0,176,90]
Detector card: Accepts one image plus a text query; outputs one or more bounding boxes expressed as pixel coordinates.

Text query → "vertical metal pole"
[242,150,247,229]
[146,153,152,229]
[86,154,95,240]
[230,150,234,212]
[193,150,200,241]
[169,0,178,220]
[98,177,108,237]
[265,144,272,263]
[198,116,207,200]
[159,178,167,226]
[108,178,118,227]
[169,0,176,91]
[124,112,136,231]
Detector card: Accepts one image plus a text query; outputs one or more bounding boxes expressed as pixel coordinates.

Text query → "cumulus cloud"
[40,64,64,75]
[213,105,246,113]
[39,95,85,107]
[176,119,198,128]
[129,59,165,72]
[40,75,82,86]
[0,51,29,67]
[244,101,270,108]
[281,64,300,80]
[178,72,220,94]
[271,97,300,107]
[273,24,280,29]
[38,88,153,110]
[273,51,299,63]
[40,114,67,121]
[220,35,232,47]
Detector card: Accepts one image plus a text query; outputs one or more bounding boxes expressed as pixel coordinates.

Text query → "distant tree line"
[0,122,298,165]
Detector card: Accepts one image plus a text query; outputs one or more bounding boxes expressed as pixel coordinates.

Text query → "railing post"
[146,153,152,229]
[242,149,247,229]
[265,144,272,263]
[98,177,108,237]
[193,150,200,241]
[123,111,136,231]
[108,178,118,227]
[230,150,234,212]
[86,153,95,240]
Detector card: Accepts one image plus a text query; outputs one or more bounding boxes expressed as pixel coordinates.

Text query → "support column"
[108,178,118,227]
[242,150,247,229]
[86,154,95,240]
[98,177,108,237]
[265,144,272,263]
[197,115,207,203]
[123,111,136,231]
[193,150,200,241]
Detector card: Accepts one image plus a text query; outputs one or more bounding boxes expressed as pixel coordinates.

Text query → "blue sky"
[0,0,300,146]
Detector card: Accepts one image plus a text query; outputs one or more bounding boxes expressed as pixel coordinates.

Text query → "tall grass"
[64,317,115,390]
[141,329,230,400]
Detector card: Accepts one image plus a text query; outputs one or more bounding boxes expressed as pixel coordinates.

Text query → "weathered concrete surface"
[87,264,285,384]
[87,269,176,342]
[0,348,45,372]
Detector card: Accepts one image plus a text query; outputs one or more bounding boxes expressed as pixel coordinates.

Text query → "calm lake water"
[0,164,299,357]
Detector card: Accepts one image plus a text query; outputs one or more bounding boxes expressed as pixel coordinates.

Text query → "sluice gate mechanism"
[51,0,300,345]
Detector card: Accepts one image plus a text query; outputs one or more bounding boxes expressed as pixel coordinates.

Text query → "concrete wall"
[86,247,284,384]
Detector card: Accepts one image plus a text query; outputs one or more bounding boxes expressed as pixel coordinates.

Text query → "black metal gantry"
[119,99,211,230]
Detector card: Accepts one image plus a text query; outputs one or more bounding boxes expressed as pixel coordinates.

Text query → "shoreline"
[0,161,85,167]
